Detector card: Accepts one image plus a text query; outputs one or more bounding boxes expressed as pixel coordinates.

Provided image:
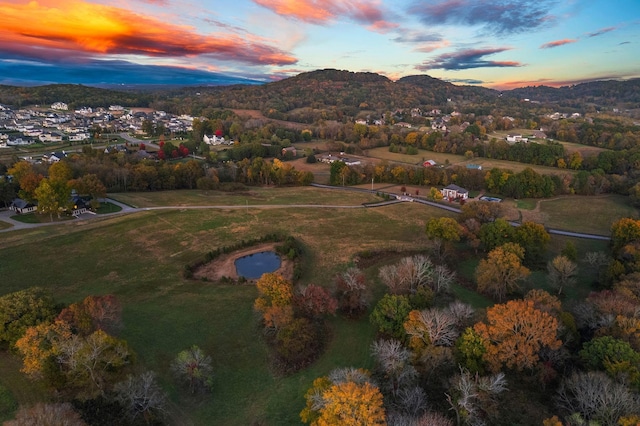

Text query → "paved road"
[0,186,612,241]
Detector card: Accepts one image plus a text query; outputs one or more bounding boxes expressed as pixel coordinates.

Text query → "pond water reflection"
[234,251,281,279]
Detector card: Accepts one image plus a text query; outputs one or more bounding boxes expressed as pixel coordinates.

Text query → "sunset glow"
[0,0,638,87]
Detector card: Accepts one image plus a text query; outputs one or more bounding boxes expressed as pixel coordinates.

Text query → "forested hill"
[0,69,637,117]
[0,84,153,109]
[503,78,640,107]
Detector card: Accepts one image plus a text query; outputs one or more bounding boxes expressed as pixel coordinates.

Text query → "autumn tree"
[58,294,122,336]
[611,217,640,254]
[474,299,562,372]
[8,161,43,202]
[459,200,503,224]
[514,221,550,266]
[547,255,577,295]
[171,345,214,394]
[34,177,71,220]
[425,217,463,259]
[475,243,530,301]
[15,320,72,380]
[69,174,107,209]
[254,273,294,331]
[300,368,386,426]
[294,284,338,321]
[0,287,57,347]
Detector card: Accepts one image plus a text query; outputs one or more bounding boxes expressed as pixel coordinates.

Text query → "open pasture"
[0,189,443,425]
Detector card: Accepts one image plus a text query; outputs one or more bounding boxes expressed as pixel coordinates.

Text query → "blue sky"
[0,0,638,89]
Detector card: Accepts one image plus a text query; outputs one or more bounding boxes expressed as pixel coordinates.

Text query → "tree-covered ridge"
[2,70,637,118]
[0,84,152,109]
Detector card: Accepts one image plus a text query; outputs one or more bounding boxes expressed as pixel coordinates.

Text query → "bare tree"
[5,403,86,426]
[446,367,507,426]
[114,371,167,423]
[433,265,456,294]
[556,371,640,426]
[405,308,459,347]
[547,255,577,295]
[371,339,417,395]
[446,301,475,329]
[379,255,456,295]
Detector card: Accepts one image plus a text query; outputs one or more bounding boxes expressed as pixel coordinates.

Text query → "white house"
[506,134,528,143]
[10,198,37,214]
[441,184,469,200]
[203,134,230,145]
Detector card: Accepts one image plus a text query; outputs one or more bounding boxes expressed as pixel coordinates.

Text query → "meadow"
[364,146,577,176]
[0,190,439,425]
[0,187,622,424]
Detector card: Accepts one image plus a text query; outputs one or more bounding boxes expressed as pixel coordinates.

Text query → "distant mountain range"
[0,69,638,112]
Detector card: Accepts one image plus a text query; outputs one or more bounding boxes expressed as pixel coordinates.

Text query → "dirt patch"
[192,243,294,283]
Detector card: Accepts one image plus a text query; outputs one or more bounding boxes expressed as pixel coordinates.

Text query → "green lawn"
[0,221,12,231]
[109,187,381,208]
[538,194,638,235]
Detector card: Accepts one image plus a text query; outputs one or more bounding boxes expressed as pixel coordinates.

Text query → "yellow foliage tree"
[476,243,530,302]
[474,299,562,372]
[254,273,294,330]
[300,371,386,426]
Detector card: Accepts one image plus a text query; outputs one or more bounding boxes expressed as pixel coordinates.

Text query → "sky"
[0,0,639,90]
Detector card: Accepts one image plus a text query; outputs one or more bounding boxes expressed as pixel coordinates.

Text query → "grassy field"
[108,186,380,208]
[0,187,630,424]
[0,189,450,425]
[365,147,577,176]
[538,194,638,234]
[487,129,609,156]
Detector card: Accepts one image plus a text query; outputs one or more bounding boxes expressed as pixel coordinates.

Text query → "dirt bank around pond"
[192,243,294,283]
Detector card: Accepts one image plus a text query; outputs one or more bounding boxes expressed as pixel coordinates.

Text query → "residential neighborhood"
[0,102,195,148]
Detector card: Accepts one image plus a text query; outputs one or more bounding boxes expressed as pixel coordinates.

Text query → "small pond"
[234,251,282,279]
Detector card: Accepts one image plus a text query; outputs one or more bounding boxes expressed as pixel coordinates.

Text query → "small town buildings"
[441,184,469,200]
[51,102,68,111]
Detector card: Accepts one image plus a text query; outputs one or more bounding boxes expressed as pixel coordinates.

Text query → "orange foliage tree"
[254,273,294,330]
[474,299,562,372]
[475,243,530,302]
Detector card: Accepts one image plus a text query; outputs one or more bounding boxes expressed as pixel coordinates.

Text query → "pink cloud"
[540,39,578,49]
[253,0,397,32]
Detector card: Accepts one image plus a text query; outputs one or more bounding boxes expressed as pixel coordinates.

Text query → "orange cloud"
[540,39,578,49]
[0,0,296,65]
[254,0,397,31]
